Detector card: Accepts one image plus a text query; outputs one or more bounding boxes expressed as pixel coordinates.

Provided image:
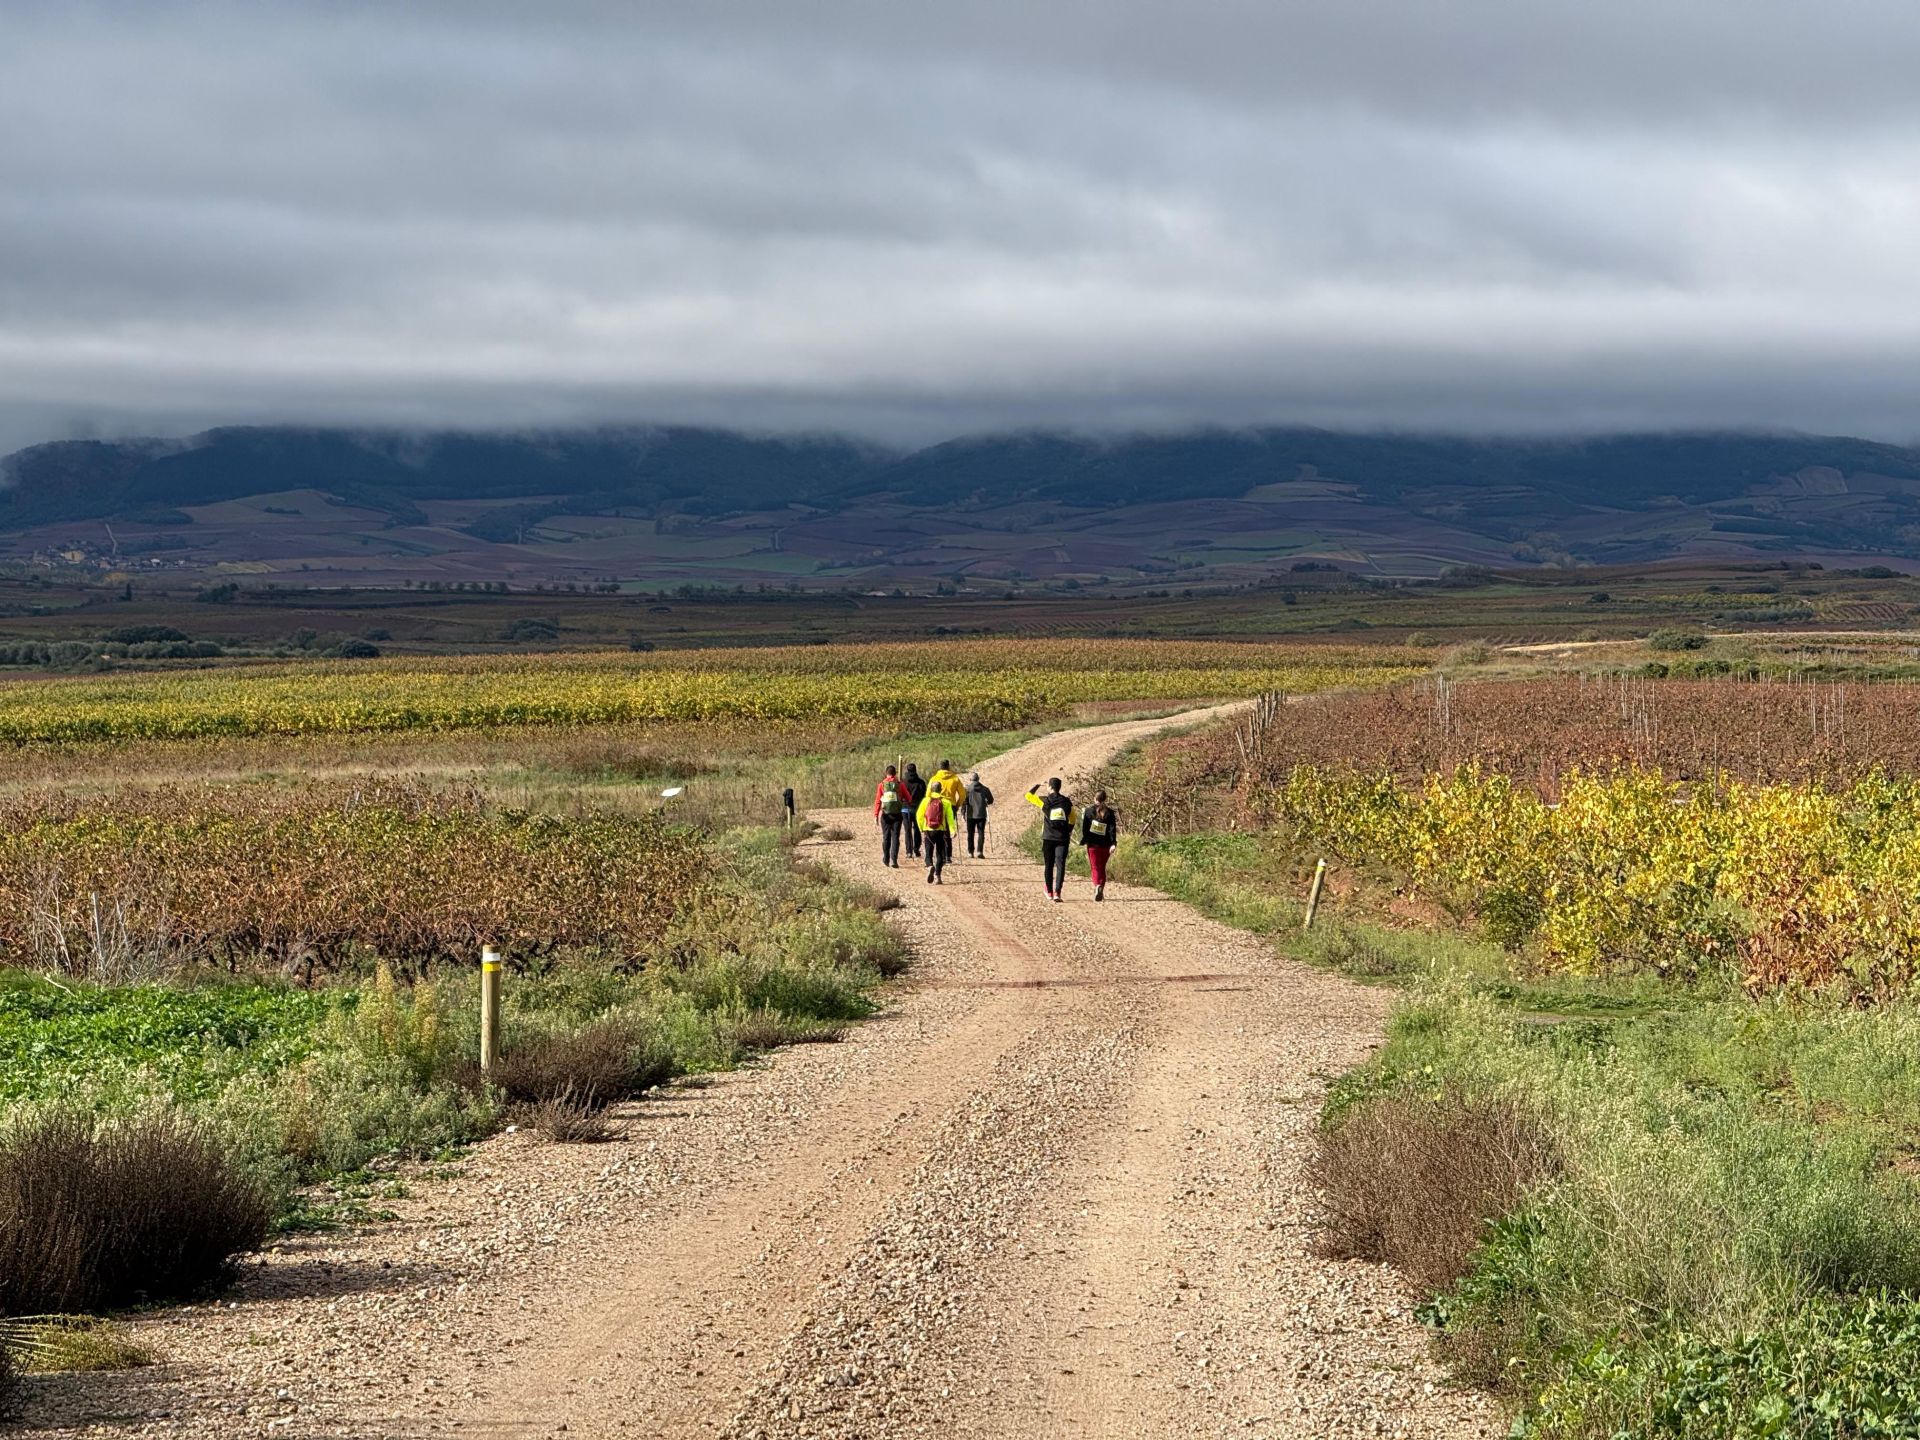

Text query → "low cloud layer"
[5,0,1920,453]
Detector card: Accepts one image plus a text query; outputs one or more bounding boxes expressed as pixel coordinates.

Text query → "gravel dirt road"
[14,707,1494,1440]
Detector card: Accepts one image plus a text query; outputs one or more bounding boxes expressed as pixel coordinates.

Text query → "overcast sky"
[5,0,1920,453]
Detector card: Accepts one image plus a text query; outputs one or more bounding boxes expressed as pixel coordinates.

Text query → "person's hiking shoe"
[1052,892,1062,903]
[1095,885,1105,901]
[935,872,944,884]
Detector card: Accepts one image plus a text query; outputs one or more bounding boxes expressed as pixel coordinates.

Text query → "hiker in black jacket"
[1024,778,1078,902]
[903,763,928,859]
[1080,791,1119,901]
[963,772,994,856]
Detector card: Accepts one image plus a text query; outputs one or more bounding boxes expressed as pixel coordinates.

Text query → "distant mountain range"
[6,425,1920,588]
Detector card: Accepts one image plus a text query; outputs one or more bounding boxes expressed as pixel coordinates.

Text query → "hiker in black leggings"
[1024,778,1078,902]
[902,763,927,859]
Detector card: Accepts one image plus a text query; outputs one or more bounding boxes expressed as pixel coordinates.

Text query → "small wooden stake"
[479,945,502,1073]
[1303,858,1328,930]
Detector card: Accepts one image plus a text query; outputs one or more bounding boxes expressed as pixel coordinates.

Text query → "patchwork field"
[0,639,1419,744]
[9,631,1920,1439]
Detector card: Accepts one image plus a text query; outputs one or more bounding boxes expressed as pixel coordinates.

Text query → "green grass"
[0,973,337,1104]
[1366,989,1920,1437]
[1527,1292,1920,1437]
[1111,829,1679,1018]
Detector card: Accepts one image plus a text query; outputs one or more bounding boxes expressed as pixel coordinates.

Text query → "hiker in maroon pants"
[1080,791,1119,901]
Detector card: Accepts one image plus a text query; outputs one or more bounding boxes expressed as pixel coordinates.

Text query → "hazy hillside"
[7,424,1920,587]
[0,428,888,529]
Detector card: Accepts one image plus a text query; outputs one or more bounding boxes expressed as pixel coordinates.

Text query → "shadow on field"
[233,1251,457,1304]
[15,1363,197,1434]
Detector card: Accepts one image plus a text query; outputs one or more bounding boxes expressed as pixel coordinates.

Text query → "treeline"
[0,624,385,672]
[0,639,225,669]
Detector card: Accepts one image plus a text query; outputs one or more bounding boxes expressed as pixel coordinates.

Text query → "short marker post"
[480,944,502,1073]
[1303,858,1328,931]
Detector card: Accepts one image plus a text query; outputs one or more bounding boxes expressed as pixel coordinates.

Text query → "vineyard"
[0,781,708,978]
[1269,763,1920,993]
[1236,674,1920,793]
[0,640,1418,746]
[1107,675,1920,994]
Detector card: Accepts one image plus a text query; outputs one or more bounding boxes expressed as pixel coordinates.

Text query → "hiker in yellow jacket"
[918,780,959,885]
[926,760,967,856]
[1025,778,1079,902]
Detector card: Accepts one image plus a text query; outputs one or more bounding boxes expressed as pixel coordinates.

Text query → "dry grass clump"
[485,1017,672,1110]
[0,1110,271,1314]
[518,1092,620,1144]
[779,820,822,849]
[1311,925,1409,980]
[0,1315,153,1373]
[828,875,902,916]
[1310,1091,1560,1294]
[553,740,705,782]
[728,1008,847,1052]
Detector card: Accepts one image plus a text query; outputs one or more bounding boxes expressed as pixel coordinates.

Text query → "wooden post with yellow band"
[480,944,502,1072]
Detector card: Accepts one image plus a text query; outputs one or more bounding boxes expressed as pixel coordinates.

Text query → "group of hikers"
[871,760,993,883]
[871,761,1120,901]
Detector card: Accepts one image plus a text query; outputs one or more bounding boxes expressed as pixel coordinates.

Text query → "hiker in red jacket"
[872,765,909,868]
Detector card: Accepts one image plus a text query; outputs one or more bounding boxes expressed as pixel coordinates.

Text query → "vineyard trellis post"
[1303,858,1328,930]
[480,944,502,1073]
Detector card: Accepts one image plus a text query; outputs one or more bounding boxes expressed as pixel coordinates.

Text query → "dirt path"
[15,707,1493,1440]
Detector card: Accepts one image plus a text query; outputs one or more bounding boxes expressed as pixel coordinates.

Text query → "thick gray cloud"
[4,0,1920,452]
